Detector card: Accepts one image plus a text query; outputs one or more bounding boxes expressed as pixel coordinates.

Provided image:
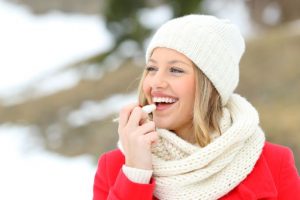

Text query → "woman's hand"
[118,103,158,170]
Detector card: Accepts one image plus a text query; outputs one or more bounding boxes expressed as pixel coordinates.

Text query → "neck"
[173,126,196,144]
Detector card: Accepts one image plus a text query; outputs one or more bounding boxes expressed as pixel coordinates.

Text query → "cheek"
[176,78,195,100]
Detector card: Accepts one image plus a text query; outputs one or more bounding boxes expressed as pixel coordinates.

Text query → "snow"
[203,0,253,37]
[67,93,137,127]
[138,5,173,29]
[0,0,112,98]
[0,0,110,199]
[32,68,81,97]
[262,1,281,25]
[0,124,96,200]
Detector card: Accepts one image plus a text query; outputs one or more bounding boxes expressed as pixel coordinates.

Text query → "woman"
[93,15,300,199]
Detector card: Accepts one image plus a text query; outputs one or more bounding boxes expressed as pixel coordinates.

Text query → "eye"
[170,67,184,74]
[145,66,158,72]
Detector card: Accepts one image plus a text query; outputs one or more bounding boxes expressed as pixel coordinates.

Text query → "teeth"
[153,97,177,103]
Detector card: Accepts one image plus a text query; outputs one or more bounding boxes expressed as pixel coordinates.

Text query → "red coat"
[93,142,300,199]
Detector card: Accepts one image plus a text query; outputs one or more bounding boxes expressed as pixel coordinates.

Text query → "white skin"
[118,47,196,170]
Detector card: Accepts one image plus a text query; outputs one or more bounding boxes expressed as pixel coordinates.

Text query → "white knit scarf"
[119,94,265,200]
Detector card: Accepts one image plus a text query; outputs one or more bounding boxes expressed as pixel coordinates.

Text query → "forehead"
[149,47,194,66]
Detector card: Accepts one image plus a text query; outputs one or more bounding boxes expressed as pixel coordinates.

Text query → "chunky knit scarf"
[119,94,265,200]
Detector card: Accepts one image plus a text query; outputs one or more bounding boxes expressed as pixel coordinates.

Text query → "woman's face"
[143,47,196,136]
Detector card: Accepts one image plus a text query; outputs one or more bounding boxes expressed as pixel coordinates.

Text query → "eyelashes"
[145,66,157,72]
[145,66,185,74]
[170,67,184,73]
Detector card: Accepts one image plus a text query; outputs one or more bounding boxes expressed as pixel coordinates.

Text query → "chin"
[153,119,172,130]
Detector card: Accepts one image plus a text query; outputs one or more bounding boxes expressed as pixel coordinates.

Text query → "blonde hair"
[137,66,223,147]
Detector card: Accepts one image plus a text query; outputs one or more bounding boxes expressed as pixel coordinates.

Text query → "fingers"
[136,121,156,135]
[139,110,150,125]
[123,121,156,140]
[118,103,156,147]
[127,107,150,127]
[118,103,138,128]
[144,131,159,144]
[126,107,142,127]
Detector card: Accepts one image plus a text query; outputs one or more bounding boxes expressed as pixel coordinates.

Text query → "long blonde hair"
[137,65,223,147]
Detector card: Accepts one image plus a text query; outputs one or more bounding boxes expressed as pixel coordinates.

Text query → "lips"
[151,92,178,111]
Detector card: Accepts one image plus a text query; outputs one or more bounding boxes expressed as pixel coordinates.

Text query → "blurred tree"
[88,0,204,65]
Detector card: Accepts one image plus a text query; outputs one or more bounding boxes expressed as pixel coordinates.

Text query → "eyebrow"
[148,59,190,66]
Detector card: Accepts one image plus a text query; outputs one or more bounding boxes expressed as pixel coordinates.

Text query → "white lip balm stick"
[141,104,156,114]
[113,104,156,122]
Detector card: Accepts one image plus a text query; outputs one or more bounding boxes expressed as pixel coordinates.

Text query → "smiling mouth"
[152,97,178,110]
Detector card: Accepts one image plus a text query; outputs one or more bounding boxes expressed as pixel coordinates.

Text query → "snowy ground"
[0,125,96,200]
[0,0,112,199]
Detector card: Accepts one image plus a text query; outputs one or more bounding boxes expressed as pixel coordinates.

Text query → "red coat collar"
[222,154,277,199]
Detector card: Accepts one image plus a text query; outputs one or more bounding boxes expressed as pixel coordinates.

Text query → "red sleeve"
[277,147,300,199]
[93,153,155,200]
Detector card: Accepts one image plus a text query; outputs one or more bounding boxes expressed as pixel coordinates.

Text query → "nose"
[151,70,168,89]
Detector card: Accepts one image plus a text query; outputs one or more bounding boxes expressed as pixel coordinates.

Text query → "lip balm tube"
[141,104,156,114]
[113,104,156,122]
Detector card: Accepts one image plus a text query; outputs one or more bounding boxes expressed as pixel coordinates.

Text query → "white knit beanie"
[145,14,245,105]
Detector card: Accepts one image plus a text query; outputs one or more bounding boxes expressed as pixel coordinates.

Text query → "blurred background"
[0,0,299,199]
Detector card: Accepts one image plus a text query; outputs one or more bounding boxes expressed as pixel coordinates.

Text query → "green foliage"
[166,0,203,17]
[102,0,204,53]
[103,0,148,45]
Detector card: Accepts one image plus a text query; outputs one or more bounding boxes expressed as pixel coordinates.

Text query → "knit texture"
[118,94,265,200]
[122,165,153,184]
[145,15,245,105]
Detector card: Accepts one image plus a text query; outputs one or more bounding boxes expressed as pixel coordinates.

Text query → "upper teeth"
[153,97,177,103]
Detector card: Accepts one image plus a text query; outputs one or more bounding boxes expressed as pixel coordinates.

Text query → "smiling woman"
[93,15,300,200]
[142,48,197,143]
